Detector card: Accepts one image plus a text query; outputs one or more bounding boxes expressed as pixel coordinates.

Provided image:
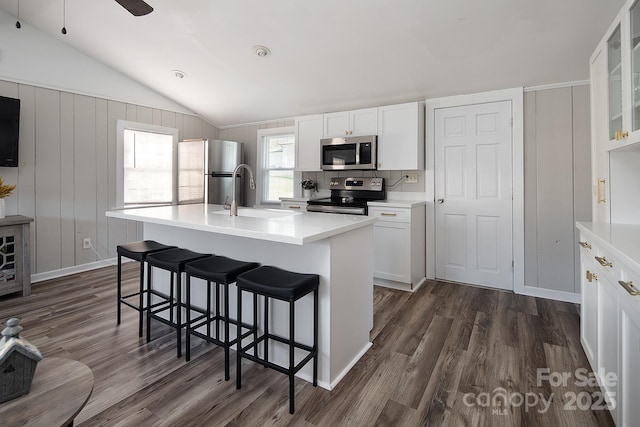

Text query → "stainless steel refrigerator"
[178,139,244,205]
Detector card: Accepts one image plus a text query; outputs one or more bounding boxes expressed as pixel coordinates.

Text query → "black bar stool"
[145,248,210,358]
[117,240,176,337]
[235,265,319,414]
[184,256,260,380]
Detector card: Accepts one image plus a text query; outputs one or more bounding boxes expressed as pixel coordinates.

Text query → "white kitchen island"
[106,203,376,390]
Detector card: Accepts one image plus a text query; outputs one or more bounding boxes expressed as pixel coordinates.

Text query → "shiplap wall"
[0,79,219,276]
[523,84,592,295]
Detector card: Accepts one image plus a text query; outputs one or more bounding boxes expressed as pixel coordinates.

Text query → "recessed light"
[172,70,187,79]
[253,45,271,57]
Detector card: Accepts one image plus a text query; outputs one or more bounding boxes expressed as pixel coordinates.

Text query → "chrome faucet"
[230,163,256,216]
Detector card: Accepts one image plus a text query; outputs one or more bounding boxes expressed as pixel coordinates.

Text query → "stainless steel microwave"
[320,135,377,170]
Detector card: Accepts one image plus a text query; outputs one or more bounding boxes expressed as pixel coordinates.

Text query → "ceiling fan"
[115,0,153,16]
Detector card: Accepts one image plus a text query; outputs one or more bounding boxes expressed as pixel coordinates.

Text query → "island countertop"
[106,203,376,245]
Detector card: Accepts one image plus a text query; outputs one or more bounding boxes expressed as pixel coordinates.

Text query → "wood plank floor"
[0,264,614,426]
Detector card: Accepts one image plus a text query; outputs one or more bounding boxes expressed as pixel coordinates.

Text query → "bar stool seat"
[184,256,260,380]
[116,240,176,337]
[145,248,210,358]
[235,265,319,414]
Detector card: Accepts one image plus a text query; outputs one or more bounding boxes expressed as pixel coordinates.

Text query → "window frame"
[116,120,179,208]
[256,126,297,206]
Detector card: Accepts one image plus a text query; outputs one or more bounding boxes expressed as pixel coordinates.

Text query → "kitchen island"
[106,203,376,390]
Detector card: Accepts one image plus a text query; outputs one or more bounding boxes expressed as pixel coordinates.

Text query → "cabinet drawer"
[280,202,307,212]
[368,207,410,223]
[592,244,619,281]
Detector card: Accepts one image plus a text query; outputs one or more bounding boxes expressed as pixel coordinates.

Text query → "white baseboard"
[326,341,373,391]
[518,285,581,304]
[32,257,120,284]
[373,277,427,293]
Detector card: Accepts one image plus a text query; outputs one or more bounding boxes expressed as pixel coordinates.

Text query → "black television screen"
[0,95,20,167]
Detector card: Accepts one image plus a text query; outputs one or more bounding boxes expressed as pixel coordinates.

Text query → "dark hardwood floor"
[0,264,614,426]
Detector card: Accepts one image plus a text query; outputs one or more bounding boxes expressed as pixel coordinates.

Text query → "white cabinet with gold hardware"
[619,286,640,425]
[368,201,426,291]
[323,108,378,138]
[590,0,640,151]
[279,199,308,212]
[377,102,424,170]
[295,114,324,171]
[590,0,640,224]
[577,222,640,425]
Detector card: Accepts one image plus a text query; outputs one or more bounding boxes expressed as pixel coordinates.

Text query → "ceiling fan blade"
[114,0,153,16]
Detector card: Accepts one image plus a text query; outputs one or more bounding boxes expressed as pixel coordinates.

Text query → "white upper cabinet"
[377,102,425,171]
[295,114,323,171]
[592,0,640,150]
[323,108,378,138]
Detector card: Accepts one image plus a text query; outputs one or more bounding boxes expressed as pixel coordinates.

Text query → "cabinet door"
[350,108,378,136]
[295,115,323,171]
[608,24,623,142]
[580,253,599,370]
[373,221,411,282]
[590,42,612,222]
[323,112,350,138]
[619,293,640,426]
[377,102,423,170]
[597,273,619,423]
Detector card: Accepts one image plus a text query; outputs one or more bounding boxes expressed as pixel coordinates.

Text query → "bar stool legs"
[183,256,259,380]
[235,266,319,414]
[116,241,176,337]
[144,248,210,358]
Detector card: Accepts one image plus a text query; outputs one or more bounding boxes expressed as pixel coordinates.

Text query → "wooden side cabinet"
[0,215,34,297]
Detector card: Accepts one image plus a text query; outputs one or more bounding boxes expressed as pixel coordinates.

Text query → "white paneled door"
[435,101,513,290]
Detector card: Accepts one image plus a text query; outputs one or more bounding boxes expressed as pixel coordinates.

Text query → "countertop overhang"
[106,204,376,245]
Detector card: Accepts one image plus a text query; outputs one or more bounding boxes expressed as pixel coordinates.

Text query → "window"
[257,127,295,204]
[116,120,179,207]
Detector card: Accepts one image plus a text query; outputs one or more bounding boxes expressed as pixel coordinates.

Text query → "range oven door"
[321,135,377,170]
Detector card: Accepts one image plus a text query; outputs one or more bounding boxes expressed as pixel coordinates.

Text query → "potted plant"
[0,177,15,219]
[300,179,317,199]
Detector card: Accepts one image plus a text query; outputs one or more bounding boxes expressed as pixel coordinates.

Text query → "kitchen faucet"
[230,163,255,216]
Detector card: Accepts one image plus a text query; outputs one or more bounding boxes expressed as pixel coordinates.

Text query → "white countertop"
[576,222,640,275]
[368,199,426,208]
[106,204,376,245]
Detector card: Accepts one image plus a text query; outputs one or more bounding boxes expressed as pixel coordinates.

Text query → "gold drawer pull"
[586,270,598,282]
[619,280,640,296]
[380,213,397,217]
[579,241,592,249]
[595,256,613,268]
[287,205,301,209]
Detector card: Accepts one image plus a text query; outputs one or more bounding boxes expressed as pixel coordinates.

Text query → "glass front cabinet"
[590,0,640,223]
[592,0,640,149]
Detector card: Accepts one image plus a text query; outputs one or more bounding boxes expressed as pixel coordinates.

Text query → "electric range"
[306,177,385,215]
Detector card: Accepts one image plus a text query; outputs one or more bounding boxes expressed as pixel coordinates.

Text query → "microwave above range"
[321,135,377,171]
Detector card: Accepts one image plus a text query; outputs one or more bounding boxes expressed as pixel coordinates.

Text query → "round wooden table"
[0,357,94,426]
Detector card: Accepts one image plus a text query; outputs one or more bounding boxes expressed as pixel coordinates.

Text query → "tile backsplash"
[301,170,425,193]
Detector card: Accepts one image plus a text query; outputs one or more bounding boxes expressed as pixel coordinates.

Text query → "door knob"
[437,198,444,204]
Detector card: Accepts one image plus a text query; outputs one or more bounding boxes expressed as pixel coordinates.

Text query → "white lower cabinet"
[620,294,640,425]
[577,224,640,426]
[580,249,598,369]
[369,203,425,291]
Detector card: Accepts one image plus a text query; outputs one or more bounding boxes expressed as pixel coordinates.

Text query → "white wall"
[0,9,191,116]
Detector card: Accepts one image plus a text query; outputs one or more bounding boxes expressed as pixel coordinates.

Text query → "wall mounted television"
[0,95,20,167]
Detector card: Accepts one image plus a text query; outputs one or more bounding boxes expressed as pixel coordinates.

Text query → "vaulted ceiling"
[0,0,625,127]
